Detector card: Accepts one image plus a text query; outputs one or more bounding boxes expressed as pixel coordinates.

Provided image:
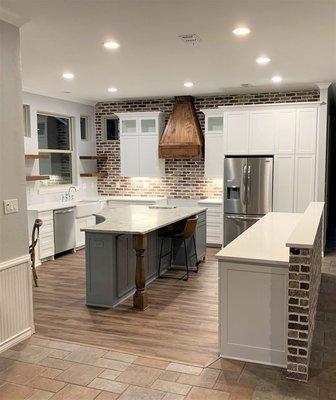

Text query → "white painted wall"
[0,18,34,353]
[23,92,98,205]
[0,20,28,262]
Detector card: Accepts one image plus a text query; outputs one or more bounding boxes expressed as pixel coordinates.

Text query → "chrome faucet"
[61,186,77,202]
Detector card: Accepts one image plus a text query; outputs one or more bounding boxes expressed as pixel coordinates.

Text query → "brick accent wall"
[95,90,319,198]
[287,220,322,382]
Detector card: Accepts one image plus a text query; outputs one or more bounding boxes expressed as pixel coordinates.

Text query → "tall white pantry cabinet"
[202,103,319,214]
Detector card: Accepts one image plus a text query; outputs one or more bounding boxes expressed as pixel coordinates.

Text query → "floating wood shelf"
[25,154,49,160]
[80,172,108,178]
[79,155,108,161]
[26,175,50,181]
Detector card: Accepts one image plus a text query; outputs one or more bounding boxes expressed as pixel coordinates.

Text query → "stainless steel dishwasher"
[53,207,75,254]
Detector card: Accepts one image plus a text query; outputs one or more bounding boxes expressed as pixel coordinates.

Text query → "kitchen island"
[82,204,206,311]
[216,202,324,382]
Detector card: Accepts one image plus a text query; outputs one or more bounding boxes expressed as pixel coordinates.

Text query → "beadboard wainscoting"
[0,255,34,353]
[95,90,320,199]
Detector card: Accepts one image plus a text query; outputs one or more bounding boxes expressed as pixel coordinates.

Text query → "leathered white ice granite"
[82,205,207,235]
[216,212,303,266]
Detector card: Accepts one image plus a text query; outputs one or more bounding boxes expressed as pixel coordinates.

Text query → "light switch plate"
[3,199,19,214]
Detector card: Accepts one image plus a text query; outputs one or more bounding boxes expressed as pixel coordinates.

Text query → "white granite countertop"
[216,212,303,266]
[198,198,223,205]
[106,196,168,202]
[82,205,206,235]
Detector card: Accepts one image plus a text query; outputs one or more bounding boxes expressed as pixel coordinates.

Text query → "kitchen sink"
[75,200,102,218]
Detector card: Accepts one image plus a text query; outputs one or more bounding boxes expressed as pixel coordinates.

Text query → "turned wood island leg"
[133,234,148,310]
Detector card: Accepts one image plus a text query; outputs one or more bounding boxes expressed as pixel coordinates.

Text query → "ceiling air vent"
[178,33,201,46]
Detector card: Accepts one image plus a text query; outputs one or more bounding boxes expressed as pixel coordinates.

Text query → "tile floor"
[1,249,336,399]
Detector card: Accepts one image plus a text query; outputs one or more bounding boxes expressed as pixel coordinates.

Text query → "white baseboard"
[0,328,33,354]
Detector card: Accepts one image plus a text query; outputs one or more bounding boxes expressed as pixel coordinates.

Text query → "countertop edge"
[82,206,207,235]
[216,255,289,267]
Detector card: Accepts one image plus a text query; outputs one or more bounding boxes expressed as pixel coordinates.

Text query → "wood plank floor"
[33,248,219,367]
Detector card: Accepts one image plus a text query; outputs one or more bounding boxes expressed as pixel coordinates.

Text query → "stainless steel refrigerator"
[223,156,273,246]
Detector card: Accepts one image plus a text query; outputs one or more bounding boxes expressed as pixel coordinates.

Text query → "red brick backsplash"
[95,90,320,199]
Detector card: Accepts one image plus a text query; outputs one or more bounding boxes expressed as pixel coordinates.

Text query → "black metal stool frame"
[158,234,198,281]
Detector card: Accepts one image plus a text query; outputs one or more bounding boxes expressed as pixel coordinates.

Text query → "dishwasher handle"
[54,208,74,215]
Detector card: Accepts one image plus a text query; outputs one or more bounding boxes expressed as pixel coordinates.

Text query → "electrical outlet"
[3,199,19,214]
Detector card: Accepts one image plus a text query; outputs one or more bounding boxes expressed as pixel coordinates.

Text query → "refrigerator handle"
[242,164,247,205]
[247,165,251,205]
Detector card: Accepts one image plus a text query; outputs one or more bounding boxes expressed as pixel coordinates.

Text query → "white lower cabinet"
[75,215,96,248]
[204,134,224,178]
[198,200,223,246]
[273,155,295,212]
[38,211,54,260]
[294,155,316,213]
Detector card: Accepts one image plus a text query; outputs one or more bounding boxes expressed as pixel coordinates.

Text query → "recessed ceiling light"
[272,75,283,83]
[107,87,118,92]
[62,72,74,80]
[256,56,271,65]
[232,27,251,36]
[184,82,194,88]
[104,41,120,49]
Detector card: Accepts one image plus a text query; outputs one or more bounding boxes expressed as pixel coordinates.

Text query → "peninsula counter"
[82,205,207,311]
[216,202,324,382]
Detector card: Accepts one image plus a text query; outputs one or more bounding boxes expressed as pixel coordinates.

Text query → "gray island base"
[82,205,206,310]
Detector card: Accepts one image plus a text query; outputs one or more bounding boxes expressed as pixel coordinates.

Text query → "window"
[37,113,73,186]
[80,116,89,140]
[102,115,119,140]
[23,104,31,137]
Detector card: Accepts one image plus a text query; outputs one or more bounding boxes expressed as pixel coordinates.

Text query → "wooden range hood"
[159,96,203,159]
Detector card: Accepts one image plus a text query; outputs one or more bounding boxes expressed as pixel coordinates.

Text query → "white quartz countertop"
[27,196,168,212]
[198,198,223,205]
[216,212,303,266]
[27,201,84,212]
[286,202,324,249]
[82,205,206,235]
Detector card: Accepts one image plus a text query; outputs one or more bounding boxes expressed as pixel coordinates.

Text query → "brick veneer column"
[287,221,322,381]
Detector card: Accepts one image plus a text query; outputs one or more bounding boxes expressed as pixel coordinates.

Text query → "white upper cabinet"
[121,118,137,135]
[140,118,156,134]
[207,116,224,133]
[249,110,275,154]
[273,155,295,212]
[225,111,249,154]
[117,112,165,177]
[204,134,224,178]
[275,109,296,154]
[296,108,317,154]
[139,135,161,177]
[120,135,139,177]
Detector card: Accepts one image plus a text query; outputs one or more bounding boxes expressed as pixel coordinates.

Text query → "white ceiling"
[2,0,336,104]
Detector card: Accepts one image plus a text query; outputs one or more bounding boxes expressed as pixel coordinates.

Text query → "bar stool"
[29,219,43,287]
[158,217,198,281]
